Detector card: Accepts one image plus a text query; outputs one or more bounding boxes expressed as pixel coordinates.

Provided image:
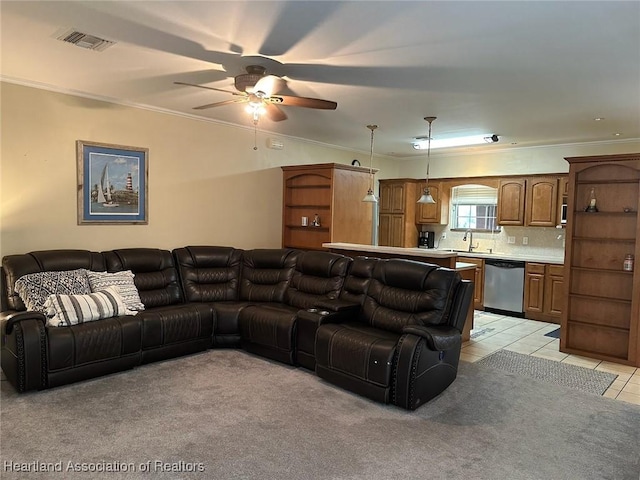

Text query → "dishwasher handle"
[485,259,525,269]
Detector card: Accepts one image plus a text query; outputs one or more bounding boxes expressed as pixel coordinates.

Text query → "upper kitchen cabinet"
[525,176,559,227]
[415,181,449,224]
[497,179,526,225]
[497,176,563,227]
[282,163,375,250]
[562,153,640,367]
[378,179,419,247]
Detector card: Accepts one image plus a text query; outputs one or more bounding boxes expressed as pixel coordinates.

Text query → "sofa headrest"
[348,256,378,279]
[240,249,300,303]
[296,251,351,278]
[173,246,243,302]
[103,248,174,273]
[374,259,438,290]
[177,246,242,268]
[242,249,299,270]
[103,248,182,307]
[1,250,105,311]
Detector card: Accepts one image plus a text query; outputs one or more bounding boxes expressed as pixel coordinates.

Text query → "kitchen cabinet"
[498,176,561,227]
[415,181,449,224]
[525,176,559,227]
[562,153,640,367]
[462,256,485,309]
[282,163,375,250]
[524,263,564,323]
[378,179,419,247]
[497,179,526,225]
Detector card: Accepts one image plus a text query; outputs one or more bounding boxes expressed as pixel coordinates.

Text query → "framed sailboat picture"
[77,140,148,224]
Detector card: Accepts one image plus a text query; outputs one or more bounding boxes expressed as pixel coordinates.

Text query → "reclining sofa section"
[1,246,472,410]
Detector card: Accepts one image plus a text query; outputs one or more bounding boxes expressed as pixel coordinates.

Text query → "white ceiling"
[1,1,639,158]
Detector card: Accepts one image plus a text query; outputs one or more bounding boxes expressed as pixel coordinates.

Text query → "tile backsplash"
[423,224,565,258]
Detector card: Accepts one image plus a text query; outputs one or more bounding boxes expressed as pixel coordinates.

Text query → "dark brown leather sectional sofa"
[1,246,472,410]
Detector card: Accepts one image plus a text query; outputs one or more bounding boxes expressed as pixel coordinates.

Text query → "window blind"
[451,185,498,205]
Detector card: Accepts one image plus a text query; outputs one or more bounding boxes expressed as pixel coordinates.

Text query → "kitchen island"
[323,243,459,267]
[324,243,476,340]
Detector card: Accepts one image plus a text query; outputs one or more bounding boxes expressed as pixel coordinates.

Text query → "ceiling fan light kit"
[417,116,437,205]
[176,65,337,126]
[362,124,379,203]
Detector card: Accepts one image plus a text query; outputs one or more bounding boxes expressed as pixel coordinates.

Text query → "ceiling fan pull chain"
[253,122,258,150]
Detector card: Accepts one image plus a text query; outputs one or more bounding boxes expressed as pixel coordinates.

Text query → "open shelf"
[562,153,640,367]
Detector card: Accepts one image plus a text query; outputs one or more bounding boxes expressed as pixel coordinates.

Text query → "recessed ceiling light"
[613,133,621,136]
[594,117,605,121]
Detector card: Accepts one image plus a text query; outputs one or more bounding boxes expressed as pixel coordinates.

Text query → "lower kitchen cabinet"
[524,262,564,323]
[461,257,484,310]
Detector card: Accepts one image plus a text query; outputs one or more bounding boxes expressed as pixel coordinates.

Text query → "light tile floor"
[463,311,640,406]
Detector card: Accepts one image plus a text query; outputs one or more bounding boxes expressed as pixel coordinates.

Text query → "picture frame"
[77,140,148,225]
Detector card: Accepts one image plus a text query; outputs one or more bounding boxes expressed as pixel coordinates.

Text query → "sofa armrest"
[312,298,360,314]
[1,310,47,335]
[402,325,461,351]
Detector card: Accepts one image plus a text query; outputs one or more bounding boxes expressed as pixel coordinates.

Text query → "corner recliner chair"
[239,249,351,365]
[314,258,473,410]
[173,246,245,348]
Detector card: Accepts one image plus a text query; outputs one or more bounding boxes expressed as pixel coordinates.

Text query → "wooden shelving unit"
[561,153,640,366]
[282,163,375,250]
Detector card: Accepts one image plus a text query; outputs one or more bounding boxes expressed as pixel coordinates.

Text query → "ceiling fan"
[174,65,337,123]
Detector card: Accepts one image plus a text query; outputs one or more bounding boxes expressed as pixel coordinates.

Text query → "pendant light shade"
[417,116,437,204]
[362,124,378,203]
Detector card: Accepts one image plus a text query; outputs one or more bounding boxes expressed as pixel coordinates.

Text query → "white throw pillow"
[86,270,145,313]
[45,286,130,327]
[14,269,91,313]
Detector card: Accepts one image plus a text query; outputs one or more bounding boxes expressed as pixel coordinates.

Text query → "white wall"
[0,82,396,257]
[398,140,640,179]
[2,82,637,258]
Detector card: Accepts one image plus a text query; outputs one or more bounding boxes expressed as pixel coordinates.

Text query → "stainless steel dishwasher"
[483,259,525,317]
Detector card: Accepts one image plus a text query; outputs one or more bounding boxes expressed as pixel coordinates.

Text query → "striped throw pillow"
[44,286,129,327]
[87,270,145,313]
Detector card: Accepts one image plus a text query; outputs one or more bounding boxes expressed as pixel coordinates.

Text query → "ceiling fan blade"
[265,103,288,122]
[272,95,337,110]
[174,81,241,96]
[250,75,285,97]
[193,98,247,110]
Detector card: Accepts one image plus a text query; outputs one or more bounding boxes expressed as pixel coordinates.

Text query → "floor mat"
[544,327,561,338]
[475,349,617,395]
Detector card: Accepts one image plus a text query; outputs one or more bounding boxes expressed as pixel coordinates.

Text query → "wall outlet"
[507,236,516,244]
[522,236,529,245]
[441,233,446,239]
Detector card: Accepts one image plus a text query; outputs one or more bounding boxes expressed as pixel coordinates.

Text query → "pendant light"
[362,124,378,203]
[417,116,437,204]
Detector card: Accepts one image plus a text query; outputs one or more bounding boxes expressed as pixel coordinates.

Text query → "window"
[451,184,498,231]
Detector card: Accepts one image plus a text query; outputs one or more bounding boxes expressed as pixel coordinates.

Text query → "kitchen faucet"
[463,229,477,252]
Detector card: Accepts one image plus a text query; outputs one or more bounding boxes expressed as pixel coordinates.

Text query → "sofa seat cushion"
[47,315,141,371]
[239,304,300,364]
[138,304,214,350]
[315,322,400,388]
[211,301,250,347]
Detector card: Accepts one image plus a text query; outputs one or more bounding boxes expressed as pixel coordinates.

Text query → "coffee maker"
[418,231,435,249]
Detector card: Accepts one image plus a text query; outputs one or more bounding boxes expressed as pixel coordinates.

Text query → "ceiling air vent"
[56,29,115,51]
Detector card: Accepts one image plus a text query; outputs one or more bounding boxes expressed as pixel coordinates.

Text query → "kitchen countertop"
[322,243,565,265]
